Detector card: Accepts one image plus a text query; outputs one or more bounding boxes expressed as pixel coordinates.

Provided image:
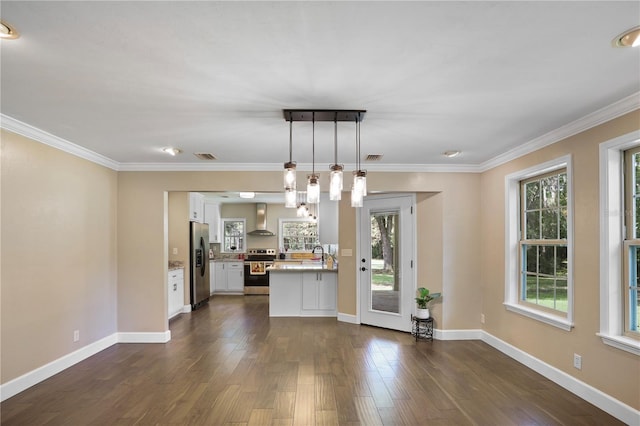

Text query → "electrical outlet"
[73,330,80,342]
[573,353,582,370]
[172,247,178,255]
[481,314,485,324]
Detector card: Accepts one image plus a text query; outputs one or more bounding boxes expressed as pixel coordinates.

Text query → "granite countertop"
[267,261,338,272]
[168,261,185,271]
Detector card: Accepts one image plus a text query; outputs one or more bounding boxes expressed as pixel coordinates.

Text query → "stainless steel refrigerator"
[190,221,210,310]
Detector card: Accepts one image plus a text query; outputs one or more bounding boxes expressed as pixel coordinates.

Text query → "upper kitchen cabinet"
[204,202,221,243]
[319,198,338,243]
[189,192,204,223]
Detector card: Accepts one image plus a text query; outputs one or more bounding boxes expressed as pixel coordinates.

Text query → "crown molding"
[479,91,640,172]
[118,162,481,173]
[0,114,120,171]
[3,91,638,174]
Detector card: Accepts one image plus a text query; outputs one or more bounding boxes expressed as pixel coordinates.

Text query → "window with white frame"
[520,170,569,313]
[221,218,246,253]
[599,131,640,356]
[505,155,573,330]
[623,147,640,338]
[279,218,318,252]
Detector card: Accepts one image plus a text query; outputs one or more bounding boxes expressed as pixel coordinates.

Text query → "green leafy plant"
[415,287,441,309]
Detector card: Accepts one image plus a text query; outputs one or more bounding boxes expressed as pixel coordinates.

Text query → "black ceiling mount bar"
[283,109,366,122]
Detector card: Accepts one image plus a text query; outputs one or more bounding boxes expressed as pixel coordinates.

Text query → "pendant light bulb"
[330,165,343,201]
[297,202,308,217]
[285,188,297,208]
[307,175,320,204]
[351,186,364,207]
[284,164,296,190]
[284,119,297,190]
[329,119,343,201]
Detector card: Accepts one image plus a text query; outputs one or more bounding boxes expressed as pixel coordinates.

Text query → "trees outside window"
[520,170,568,313]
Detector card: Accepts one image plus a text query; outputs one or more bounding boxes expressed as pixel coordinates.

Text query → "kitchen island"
[268,263,338,317]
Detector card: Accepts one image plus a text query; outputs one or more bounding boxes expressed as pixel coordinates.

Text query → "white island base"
[269,269,337,317]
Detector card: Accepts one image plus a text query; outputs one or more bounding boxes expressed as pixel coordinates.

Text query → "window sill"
[504,302,573,331]
[597,333,640,356]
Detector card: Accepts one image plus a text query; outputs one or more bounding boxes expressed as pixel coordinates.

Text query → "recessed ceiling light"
[443,150,461,158]
[613,26,640,48]
[239,192,256,199]
[0,20,19,40]
[162,147,182,156]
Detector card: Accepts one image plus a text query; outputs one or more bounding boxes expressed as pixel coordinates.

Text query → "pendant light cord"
[334,118,338,165]
[289,119,293,163]
[312,112,316,175]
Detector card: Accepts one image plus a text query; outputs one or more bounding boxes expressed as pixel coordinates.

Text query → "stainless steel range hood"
[248,203,275,236]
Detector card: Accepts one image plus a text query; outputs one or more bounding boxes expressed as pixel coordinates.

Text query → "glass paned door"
[360,194,414,332]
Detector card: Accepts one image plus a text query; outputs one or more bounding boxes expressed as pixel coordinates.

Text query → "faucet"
[312,245,324,267]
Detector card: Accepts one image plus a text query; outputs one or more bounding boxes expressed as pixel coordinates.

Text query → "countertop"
[168,261,184,271]
[268,262,338,272]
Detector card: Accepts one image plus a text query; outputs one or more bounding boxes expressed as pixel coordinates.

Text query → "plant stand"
[411,315,433,342]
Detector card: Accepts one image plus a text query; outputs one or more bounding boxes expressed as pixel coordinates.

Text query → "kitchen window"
[222,218,246,253]
[504,155,574,331]
[279,218,318,252]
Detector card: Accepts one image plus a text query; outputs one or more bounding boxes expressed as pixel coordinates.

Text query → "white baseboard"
[337,312,359,324]
[182,304,192,313]
[117,331,171,343]
[0,330,173,402]
[481,331,640,425]
[434,328,483,340]
[0,333,118,402]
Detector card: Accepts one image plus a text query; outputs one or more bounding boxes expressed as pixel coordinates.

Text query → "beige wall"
[1,130,118,383]
[168,192,190,302]
[479,110,640,409]
[3,109,639,410]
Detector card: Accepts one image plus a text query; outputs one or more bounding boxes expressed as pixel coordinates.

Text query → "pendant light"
[306,113,320,204]
[284,120,297,191]
[329,117,344,201]
[351,115,367,207]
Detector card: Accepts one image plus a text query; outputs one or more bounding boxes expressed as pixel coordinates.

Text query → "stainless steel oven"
[244,249,276,294]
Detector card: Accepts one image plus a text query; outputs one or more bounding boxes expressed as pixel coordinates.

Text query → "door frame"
[355,193,417,330]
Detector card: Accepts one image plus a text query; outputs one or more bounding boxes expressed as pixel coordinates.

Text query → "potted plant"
[415,287,441,319]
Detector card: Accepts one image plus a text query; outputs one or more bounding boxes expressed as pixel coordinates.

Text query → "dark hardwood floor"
[1,295,623,425]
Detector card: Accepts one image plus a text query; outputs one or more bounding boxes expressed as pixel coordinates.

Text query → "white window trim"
[278,217,319,253]
[504,154,574,331]
[598,130,640,356]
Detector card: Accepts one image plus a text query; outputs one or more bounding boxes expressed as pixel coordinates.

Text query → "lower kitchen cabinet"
[168,268,184,319]
[302,271,337,315]
[213,261,244,293]
[269,270,337,317]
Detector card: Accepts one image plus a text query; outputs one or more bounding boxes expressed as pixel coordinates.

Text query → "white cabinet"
[168,268,184,319]
[302,271,337,315]
[227,262,244,291]
[213,261,244,293]
[269,270,337,317]
[189,192,205,223]
[270,272,302,316]
[204,202,221,243]
[209,260,216,295]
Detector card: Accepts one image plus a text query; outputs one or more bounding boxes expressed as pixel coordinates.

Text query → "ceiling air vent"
[365,154,383,161]
[194,153,217,160]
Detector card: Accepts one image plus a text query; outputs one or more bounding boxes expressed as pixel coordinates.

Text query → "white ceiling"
[1,1,639,171]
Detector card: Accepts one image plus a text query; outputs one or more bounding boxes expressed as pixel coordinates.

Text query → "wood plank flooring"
[1,296,623,425]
